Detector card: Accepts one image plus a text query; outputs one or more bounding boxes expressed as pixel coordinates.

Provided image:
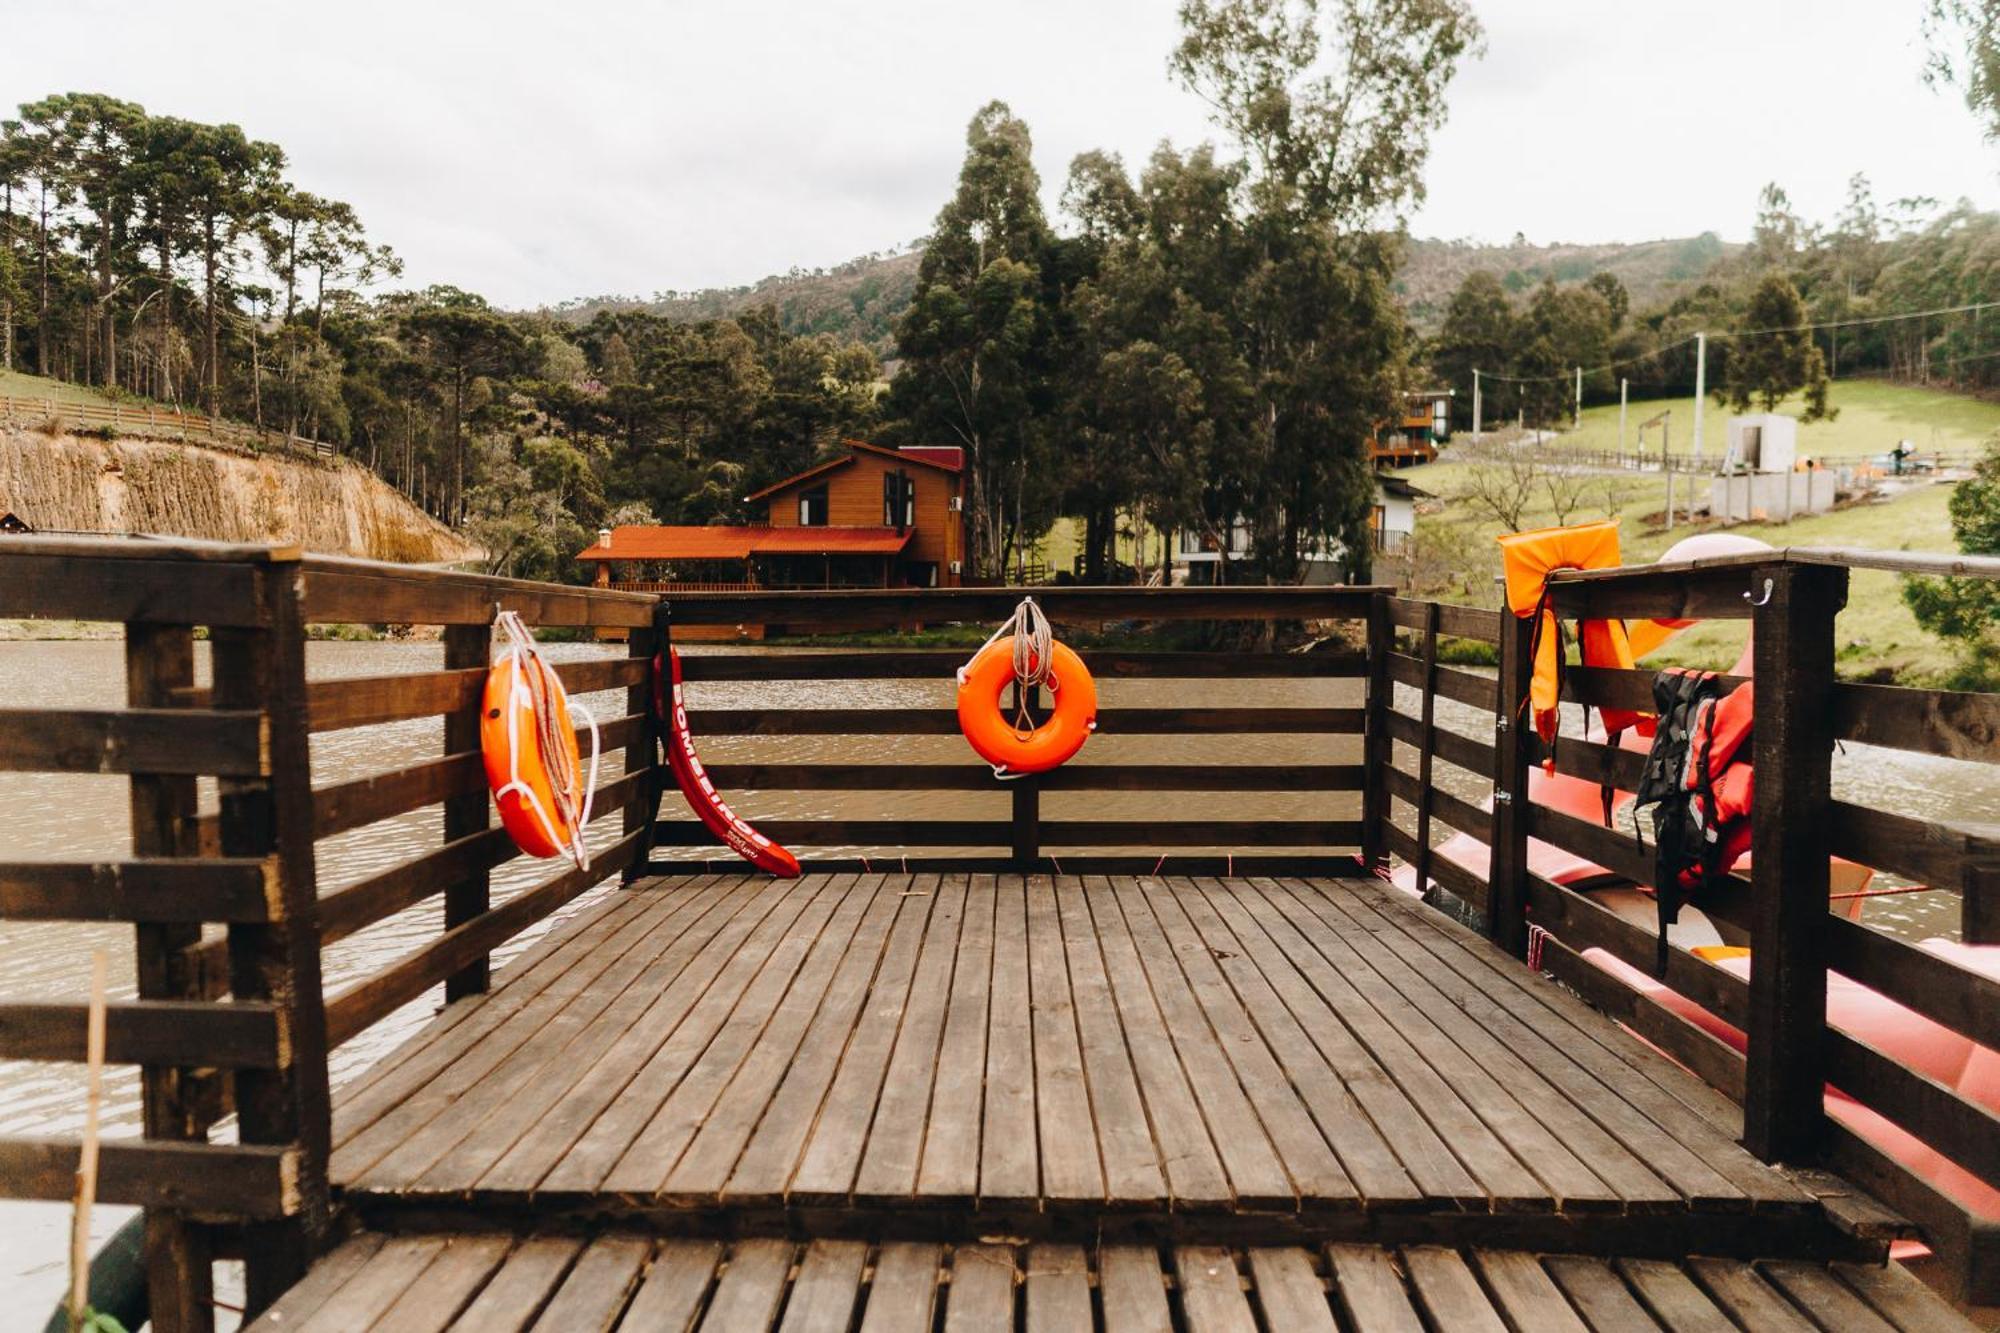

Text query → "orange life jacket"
[1496,520,1646,754]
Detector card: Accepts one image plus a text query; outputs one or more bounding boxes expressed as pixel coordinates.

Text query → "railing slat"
[684,706,1363,735]
[664,585,1383,625]
[1832,682,2000,763]
[0,1139,297,1217]
[653,818,1363,848]
[0,544,271,626]
[1385,596,1501,643]
[1384,653,1497,711]
[678,650,1367,681]
[1385,765,1491,841]
[1386,710,1494,777]
[299,558,655,628]
[696,763,1363,792]
[0,1000,282,1066]
[0,858,275,922]
[0,707,266,775]
[1822,915,2000,1051]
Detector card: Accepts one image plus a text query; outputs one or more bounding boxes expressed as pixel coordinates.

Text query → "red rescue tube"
[653,646,801,877]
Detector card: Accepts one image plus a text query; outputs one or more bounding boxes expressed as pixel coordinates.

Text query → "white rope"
[957,596,1058,780]
[956,596,1056,696]
[494,611,600,870]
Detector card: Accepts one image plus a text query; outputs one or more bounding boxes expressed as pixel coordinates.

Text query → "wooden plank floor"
[247,1233,1976,1332]
[330,873,1841,1255]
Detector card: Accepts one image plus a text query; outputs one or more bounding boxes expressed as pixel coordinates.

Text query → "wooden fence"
[659,584,1374,873]
[1378,546,2000,1302]
[4,537,2000,1314]
[0,392,336,463]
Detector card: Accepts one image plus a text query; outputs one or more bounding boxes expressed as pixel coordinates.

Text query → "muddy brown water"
[0,639,1988,1307]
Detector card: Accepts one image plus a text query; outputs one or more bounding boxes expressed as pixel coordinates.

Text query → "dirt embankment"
[0,426,478,563]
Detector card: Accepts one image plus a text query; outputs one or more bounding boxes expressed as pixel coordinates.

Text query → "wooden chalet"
[578,440,967,596]
[2,537,1999,1331]
[1370,389,1453,467]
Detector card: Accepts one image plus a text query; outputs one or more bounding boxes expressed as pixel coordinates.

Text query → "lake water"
[0,637,1988,1312]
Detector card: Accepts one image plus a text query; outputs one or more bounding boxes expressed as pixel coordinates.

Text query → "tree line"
[1427,176,2000,431]
[0,0,1486,589]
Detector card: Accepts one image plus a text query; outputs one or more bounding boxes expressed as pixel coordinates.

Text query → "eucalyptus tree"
[1165,0,1483,580]
[891,100,1057,576]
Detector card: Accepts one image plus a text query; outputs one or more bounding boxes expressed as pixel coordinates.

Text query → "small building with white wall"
[1709,413,1834,522]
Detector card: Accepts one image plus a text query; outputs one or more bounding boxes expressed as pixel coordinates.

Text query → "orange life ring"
[481,626,596,864]
[956,635,1097,774]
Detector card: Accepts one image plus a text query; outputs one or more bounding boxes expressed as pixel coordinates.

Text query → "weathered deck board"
[222,1236,1953,1333]
[335,873,1837,1251]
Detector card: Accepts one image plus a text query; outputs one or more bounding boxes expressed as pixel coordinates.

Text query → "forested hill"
[548,250,923,359]
[541,232,1737,352]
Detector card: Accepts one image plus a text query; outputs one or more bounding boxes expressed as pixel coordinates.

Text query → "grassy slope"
[1550,380,2000,459]
[0,367,139,408]
[1410,381,1993,681]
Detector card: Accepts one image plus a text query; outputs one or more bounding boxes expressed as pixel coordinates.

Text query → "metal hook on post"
[1743,578,1775,608]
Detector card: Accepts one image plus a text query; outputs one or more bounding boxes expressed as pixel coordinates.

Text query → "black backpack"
[1630,670,1727,975]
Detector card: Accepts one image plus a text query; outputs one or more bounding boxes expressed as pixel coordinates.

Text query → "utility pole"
[1619,378,1629,455]
[1472,369,1482,438]
[1573,366,1582,430]
[1692,331,1707,463]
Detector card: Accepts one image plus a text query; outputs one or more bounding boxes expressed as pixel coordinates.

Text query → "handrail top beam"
[1548,545,2000,584]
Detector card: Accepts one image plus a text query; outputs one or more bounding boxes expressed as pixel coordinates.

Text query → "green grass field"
[1540,379,2000,460]
[1407,380,1998,681]
[0,367,137,408]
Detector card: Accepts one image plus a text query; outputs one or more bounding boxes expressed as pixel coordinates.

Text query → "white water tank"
[1727,414,1797,473]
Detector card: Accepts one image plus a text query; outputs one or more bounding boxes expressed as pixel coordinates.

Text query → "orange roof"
[743,440,964,502]
[577,525,912,561]
[750,526,913,554]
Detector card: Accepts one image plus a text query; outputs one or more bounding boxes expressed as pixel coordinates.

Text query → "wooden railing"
[9,536,2000,1309]
[1380,546,2000,1302]
[0,545,1375,1327]
[0,537,657,1331]
[657,584,1376,873]
[0,392,337,463]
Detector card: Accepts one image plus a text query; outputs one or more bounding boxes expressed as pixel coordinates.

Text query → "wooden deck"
[328,873,1850,1258]
[245,1232,1976,1332]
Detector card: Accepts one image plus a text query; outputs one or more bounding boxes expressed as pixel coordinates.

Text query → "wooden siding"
[763,449,963,583]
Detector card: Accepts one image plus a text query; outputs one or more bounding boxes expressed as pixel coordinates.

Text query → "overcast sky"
[3,0,1994,308]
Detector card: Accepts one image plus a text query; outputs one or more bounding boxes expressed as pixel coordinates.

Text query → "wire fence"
[0,392,337,464]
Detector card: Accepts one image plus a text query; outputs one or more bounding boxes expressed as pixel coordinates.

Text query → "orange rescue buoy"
[956,635,1097,775]
[481,612,599,866]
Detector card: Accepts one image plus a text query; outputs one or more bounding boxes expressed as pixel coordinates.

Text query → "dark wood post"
[1011,680,1041,871]
[1413,601,1440,901]
[1963,861,2000,946]
[126,620,213,1333]
[1743,561,1847,1163]
[1487,606,1535,956]
[442,621,492,998]
[622,612,661,885]
[1360,592,1392,871]
[209,553,333,1317]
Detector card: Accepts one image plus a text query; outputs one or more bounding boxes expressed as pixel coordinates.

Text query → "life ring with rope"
[481,610,601,868]
[955,598,1097,776]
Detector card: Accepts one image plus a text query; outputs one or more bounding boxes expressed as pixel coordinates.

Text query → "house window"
[1432,398,1448,437]
[883,470,914,528]
[798,485,828,526]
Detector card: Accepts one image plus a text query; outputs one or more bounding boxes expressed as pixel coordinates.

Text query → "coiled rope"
[956,597,1060,780]
[497,611,599,869]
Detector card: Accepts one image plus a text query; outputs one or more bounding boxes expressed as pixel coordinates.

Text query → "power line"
[1472,298,2000,385]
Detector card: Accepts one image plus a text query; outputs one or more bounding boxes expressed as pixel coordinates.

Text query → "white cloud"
[2,0,1991,306]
